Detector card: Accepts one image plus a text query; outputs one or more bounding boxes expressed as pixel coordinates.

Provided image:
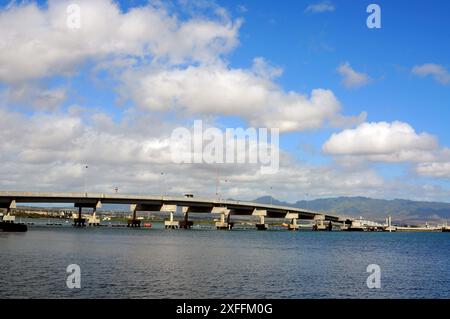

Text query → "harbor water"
[1,222,449,298]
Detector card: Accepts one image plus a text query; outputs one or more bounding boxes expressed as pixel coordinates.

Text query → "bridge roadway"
[0,191,342,230]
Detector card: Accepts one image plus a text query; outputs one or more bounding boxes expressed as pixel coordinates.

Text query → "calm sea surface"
[1,221,449,299]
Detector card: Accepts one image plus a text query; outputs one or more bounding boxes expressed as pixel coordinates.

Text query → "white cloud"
[0,105,448,201]
[0,1,363,134]
[0,106,383,199]
[324,120,450,180]
[0,0,241,83]
[337,62,371,88]
[121,59,366,132]
[412,63,450,85]
[416,162,450,179]
[3,83,66,111]
[323,121,439,162]
[414,148,450,179]
[305,1,335,13]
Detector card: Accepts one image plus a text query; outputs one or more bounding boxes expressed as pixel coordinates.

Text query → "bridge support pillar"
[180,208,193,229]
[74,201,100,227]
[73,207,85,227]
[313,219,332,231]
[216,212,233,230]
[253,209,268,230]
[384,216,395,232]
[341,221,348,231]
[256,215,268,230]
[288,218,299,231]
[87,207,100,226]
[312,214,329,231]
[285,213,299,231]
[164,211,179,229]
[212,207,233,230]
[312,219,323,231]
[127,205,141,227]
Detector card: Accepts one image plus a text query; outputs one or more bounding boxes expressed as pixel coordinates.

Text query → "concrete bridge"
[0,191,342,230]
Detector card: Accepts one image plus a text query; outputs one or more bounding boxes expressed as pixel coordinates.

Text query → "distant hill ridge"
[254,196,450,223]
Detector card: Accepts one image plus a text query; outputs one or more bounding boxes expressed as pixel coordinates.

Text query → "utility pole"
[270,186,273,205]
[215,167,220,199]
[84,164,88,194]
[161,172,165,196]
[223,179,229,200]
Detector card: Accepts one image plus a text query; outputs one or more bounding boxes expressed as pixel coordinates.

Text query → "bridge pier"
[179,208,193,229]
[312,219,323,231]
[288,218,299,231]
[74,201,101,227]
[164,206,179,229]
[73,206,85,227]
[385,216,395,232]
[285,213,299,231]
[216,212,233,230]
[212,207,233,230]
[256,215,268,230]
[253,209,268,230]
[127,205,141,227]
[226,213,234,230]
[87,207,100,226]
[164,212,179,229]
[312,215,332,231]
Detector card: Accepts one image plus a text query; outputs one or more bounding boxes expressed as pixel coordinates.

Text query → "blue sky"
[225,0,450,132]
[0,0,449,201]
[223,0,450,186]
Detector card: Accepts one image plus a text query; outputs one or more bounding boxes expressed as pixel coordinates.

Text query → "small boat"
[0,222,28,232]
[0,213,27,232]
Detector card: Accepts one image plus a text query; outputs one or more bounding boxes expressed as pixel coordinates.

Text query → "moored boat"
[0,221,28,232]
[0,213,28,232]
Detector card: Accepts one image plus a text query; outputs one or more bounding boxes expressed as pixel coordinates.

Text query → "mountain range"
[254,196,450,224]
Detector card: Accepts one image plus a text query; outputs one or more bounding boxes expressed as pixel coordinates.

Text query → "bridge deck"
[0,191,340,221]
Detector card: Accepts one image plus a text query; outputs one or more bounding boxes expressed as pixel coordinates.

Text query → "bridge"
[0,191,343,230]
